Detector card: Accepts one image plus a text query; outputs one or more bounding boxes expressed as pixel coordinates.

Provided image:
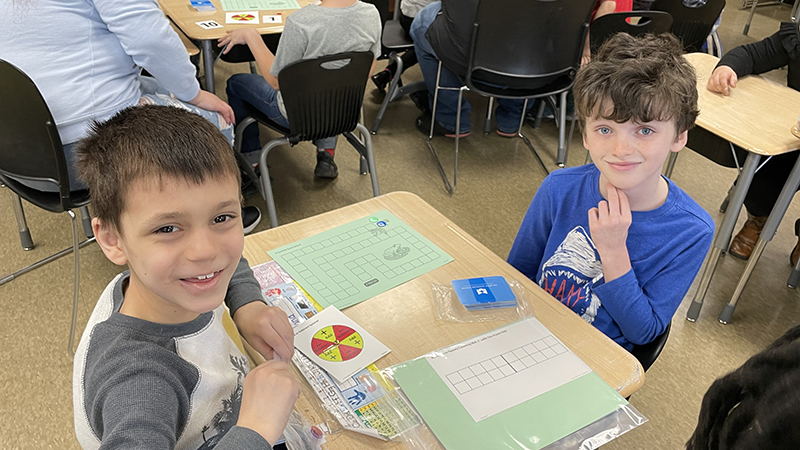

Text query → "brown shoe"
[792,219,800,267]
[729,214,768,260]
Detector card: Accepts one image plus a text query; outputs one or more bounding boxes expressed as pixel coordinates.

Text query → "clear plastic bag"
[374,318,647,450]
[284,409,327,450]
[431,279,535,323]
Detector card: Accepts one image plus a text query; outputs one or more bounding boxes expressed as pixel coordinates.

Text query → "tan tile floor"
[2,2,799,447]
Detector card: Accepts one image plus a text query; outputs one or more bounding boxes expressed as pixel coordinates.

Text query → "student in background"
[369,0,434,93]
[73,105,299,449]
[706,23,800,266]
[222,0,381,179]
[687,324,800,449]
[508,33,714,351]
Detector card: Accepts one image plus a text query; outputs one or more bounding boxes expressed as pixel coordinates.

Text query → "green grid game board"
[268,210,453,309]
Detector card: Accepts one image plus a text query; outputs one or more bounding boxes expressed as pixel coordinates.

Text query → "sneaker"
[242,206,262,235]
[314,151,339,179]
[415,113,470,138]
[371,69,393,94]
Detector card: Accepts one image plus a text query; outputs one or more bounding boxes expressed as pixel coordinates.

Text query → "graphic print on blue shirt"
[538,226,604,324]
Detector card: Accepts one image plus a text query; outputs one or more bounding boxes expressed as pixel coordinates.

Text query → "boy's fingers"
[597,200,609,220]
[618,189,632,219]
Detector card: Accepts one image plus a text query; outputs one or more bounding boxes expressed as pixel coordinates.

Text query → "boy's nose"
[185,230,218,261]
[612,138,635,157]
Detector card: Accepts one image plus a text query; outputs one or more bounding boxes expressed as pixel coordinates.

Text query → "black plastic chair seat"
[0,175,90,214]
[242,101,292,141]
[467,72,575,99]
[631,322,672,372]
[382,20,413,49]
[589,11,674,54]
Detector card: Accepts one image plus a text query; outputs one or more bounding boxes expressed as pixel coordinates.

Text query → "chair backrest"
[631,322,672,372]
[590,11,674,54]
[650,0,725,53]
[278,51,373,144]
[0,59,77,210]
[465,0,597,98]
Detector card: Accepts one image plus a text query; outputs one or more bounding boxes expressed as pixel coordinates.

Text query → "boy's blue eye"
[598,127,611,135]
[155,225,177,234]
[639,127,654,136]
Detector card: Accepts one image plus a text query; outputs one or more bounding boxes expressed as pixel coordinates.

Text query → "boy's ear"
[92,217,128,267]
[671,129,689,153]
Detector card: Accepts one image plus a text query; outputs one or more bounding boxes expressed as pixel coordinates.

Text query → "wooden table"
[242,192,643,449]
[159,0,311,93]
[681,53,800,324]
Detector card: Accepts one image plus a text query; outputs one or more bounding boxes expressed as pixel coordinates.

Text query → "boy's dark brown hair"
[75,105,241,233]
[573,33,699,136]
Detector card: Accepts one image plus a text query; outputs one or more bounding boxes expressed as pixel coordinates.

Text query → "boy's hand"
[233,301,294,361]
[237,360,301,445]
[707,66,738,96]
[588,184,632,282]
[218,28,260,52]
[187,90,235,125]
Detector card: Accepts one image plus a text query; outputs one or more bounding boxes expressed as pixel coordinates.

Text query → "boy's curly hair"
[75,105,240,233]
[573,33,699,135]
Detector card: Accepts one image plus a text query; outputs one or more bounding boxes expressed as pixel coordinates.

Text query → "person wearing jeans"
[409,1,532,137]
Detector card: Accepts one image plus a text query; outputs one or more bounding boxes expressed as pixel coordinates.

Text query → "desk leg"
[687,153,761,321]
[719,154,800,323]
[201,40,215,93]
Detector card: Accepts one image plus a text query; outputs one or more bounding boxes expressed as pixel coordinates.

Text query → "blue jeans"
[19,77,233,193]
[226,73,337,153]
[410,2,532,134]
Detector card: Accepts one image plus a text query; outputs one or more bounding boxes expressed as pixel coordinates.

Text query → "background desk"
[683,53,800,323]
[242,192,643,449]
[159,0,311,93]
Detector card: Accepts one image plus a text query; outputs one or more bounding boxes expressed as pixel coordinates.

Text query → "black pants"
[386,13,417,75]
[744,152,800,217]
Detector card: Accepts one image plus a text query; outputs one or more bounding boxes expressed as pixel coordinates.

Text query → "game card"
[294,306,390,383]
[263,14,282,23]
[196,20,224,29]
[225,11,259,24]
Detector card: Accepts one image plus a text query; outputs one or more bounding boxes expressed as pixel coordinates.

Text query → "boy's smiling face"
[584,114,688,208]
[95,175,244,324]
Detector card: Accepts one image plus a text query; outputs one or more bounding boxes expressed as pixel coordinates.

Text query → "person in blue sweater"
[508,33,715,351]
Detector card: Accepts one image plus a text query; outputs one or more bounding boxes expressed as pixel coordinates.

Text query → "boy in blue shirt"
[508,33,715,351]
[73,105,299,449]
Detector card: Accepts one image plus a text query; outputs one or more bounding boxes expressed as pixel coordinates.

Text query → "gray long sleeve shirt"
[73,257,271,449]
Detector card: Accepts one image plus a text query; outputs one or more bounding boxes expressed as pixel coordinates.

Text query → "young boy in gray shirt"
[222,0,381,179]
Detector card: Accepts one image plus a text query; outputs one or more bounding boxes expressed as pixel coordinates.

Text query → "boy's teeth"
[196,272,216,280]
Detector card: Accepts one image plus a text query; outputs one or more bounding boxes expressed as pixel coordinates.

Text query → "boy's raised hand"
[707,65,738,96]
[236,360,301,445]
[233,301,295,361]
[588,184,633,282]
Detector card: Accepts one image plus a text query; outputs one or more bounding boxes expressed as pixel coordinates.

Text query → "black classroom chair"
[427,0,596,191]
[650,0,725,53]
[0,59,94,357]
[589,11,674,54]
[631,322,672,372]
[369,0,427,134]
[233,51,380,228]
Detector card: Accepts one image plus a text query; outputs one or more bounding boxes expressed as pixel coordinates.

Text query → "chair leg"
[743,0,758,35]
[371,52,404,134]
[532,100,546,129]
[249,61,258,75]
[67,209,81,357]
[453,88,465,189]
[664,152,679,178]
[232,117,264,199]
[79,205,94,239]
[258,137,291,229]
[556,92,568,167]
[9,191,34,250]
[484,97,494,135]
[515,99,549,176]
[426,61,454,193]
[355,123,380,197]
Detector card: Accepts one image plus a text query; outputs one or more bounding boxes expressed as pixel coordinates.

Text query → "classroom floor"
[3,2,799,448]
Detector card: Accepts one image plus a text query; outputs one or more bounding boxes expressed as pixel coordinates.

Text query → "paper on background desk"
[268,210,453,310]
[221,0,301,10]
[390,317,627,449]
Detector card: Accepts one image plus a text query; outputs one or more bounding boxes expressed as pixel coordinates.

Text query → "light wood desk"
[683,53,800,324]
[159,0,311,93]
[242,192,643,449]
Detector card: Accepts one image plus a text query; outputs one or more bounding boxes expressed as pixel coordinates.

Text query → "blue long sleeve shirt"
[508,164,714,351]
